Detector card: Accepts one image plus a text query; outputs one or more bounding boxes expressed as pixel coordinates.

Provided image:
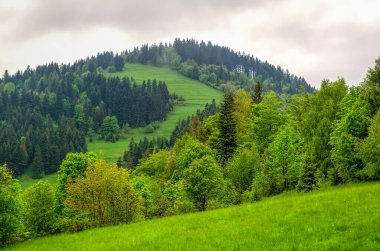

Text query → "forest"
[0,41,379,247]
[0,59,173,177]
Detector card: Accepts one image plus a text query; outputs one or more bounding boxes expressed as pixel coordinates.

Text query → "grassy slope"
[87,64,222,162]
[7,182,380,251]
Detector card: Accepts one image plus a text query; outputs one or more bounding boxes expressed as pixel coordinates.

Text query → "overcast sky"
[1,0,379,87]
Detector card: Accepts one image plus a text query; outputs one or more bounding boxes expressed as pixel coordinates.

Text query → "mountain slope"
[7,182,380,250]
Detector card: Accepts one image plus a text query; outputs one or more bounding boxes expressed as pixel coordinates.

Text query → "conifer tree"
[217,92,237,165]
[31,145,44,179]
[253,82,263,104]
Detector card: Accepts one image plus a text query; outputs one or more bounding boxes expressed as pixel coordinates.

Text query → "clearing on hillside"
[87,64,222,161]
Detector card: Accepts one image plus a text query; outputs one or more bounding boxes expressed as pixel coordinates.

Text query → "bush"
[144,124,155,133]
[65,160,142,227]
[22,181,56,237]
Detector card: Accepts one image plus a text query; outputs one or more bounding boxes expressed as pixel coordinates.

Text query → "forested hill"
[126,38,314,94]
[0,62,173,177]
[0,38,314,179]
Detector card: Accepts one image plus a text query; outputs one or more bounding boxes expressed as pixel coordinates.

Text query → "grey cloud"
[10,0,277,42]
[247,13,380,85]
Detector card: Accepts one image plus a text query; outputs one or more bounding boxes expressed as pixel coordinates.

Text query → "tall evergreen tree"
[217,92,237,165]
[253,82,263,104]
[31,145,44,179]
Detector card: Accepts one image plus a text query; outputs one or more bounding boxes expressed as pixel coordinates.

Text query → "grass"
[87,64,222,162]
[6,182,380,250]
[18,168,58,190]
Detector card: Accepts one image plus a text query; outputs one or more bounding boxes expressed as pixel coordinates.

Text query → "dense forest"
[0,60,172,177]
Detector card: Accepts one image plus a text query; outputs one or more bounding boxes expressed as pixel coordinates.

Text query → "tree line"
[126,38,314,94]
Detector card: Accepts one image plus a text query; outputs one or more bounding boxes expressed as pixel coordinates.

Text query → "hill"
[6,182,380,250]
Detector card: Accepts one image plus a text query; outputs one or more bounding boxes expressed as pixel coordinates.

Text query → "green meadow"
[87,64,222,162]
[7,182,380,250]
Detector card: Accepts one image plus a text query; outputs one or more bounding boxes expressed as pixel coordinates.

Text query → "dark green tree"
[31,145,44,179]
[216,92,237,165]
[253,82,263,104]
[297,150,318,192]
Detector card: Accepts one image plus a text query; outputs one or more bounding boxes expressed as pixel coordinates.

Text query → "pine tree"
[31,145,44,179]
[253,82,263,104]
[297,151,318,192]
[217,92,237,165]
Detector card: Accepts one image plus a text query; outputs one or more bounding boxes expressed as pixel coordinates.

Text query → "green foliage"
[22,181,56,237]
[250,91,286,153]
[30,145,44,179]
[65,160,141,227]
[300,79,347,176]
[55,152,98,215]
[0,164,23,247]
[175,136,214,171]
[265,123,305,191]
[359,109,380,180]
[296,151,319,192]
[216,92,237,165]
[132,176,154,218]
[360,57,380,115]
[225,145,260,198]
[232,90,253,146]
[330,89,372,182]
[144,124,155,133]
[101,116,120,142]
[4,82,15,93]
[134,150,175,179]
[162,179,195,216]
[183,155,224,211]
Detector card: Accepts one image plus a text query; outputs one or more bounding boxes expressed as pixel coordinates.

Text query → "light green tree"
[101,116,120,142]
[183,155,224,211]
[0,164,23,247]
[55,152,98,214]
[359,108,380,180]
[225,145,260,199]
[250,91,286,153]
[22,181,56,237]
[265,122,305,191]
[330,88,372,183]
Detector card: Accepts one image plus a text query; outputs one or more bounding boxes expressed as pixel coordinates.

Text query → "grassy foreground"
[87,64,222,162]
[7,182,380,250]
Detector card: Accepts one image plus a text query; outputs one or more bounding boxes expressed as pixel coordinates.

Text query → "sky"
[1,0,379,87]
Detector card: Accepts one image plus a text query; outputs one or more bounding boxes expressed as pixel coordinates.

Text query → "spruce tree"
[297,151,318,192]
[31,145,44,179]
[253,82,263,104]
[217,92,237,165]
